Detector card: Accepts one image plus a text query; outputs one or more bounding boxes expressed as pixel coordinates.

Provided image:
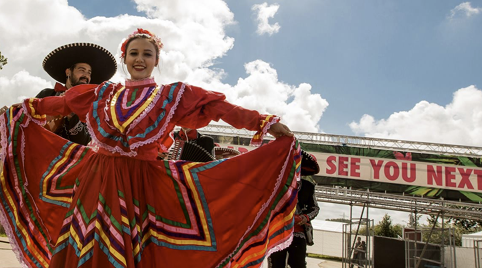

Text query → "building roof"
[311,220,345,232]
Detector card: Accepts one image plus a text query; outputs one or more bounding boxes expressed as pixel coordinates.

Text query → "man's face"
[65,63,92,88]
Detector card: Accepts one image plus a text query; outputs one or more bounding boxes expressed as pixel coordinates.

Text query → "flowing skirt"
[0,107,300,268]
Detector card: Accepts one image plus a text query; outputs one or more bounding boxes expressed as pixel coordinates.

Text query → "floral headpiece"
[120,28,164,59]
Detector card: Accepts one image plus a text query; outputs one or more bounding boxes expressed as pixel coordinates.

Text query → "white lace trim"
[216,137,298,267]
[250,116,280,147]
[86,83,186,157]
[126,85,163,134]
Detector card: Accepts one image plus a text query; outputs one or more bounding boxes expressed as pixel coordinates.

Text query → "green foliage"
[407,212,422,228]
[418,216,482,246]
[450,217,482,230]
[0,51,7,70]
[0,223,5,236]
[374,214,402,238]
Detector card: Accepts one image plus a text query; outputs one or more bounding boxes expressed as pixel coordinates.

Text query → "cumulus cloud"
[251,3,281,36]
[0,0,325,132]
[349,85,482,146]
[227,60,328,132]
[449,2,482,20]
[0,71,52,104]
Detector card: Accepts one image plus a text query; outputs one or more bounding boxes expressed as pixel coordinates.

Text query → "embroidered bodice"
[25,78,280,161]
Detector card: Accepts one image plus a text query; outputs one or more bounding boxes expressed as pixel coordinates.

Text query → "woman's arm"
[22,84,97,124]
[173,83,293,144]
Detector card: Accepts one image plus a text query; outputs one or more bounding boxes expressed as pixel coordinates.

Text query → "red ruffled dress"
[0,78,300,268]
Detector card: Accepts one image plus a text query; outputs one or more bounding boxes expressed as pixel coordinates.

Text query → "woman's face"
[124,38,158,80]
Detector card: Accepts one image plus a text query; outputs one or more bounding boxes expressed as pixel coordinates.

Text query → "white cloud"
[0,71,53,104]
[251,3,281,36]
[349,85,482,146]
[0,0,325,132]
[449,2,482,20]
[227,60,328,132]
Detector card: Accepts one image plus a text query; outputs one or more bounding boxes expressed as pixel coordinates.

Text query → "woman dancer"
[0,28,300,268]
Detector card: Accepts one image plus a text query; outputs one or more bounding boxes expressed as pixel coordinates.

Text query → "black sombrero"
[42,43,117,84]
[214,147,241,159]
[301,150,320,176]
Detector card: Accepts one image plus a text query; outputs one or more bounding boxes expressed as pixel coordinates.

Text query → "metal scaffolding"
[198,124,482,220]
[199,124,482,157]
[314,185,482,221]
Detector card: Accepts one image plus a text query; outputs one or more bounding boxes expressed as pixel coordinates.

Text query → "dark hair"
[124,35,160,62]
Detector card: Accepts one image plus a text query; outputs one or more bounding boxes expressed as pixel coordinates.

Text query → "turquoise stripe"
[96,233,126,268]
[92,82,130,147]
[91,82,179,148]
[39,142,75,208]
[126,82,178,141]
[0,190,45,267]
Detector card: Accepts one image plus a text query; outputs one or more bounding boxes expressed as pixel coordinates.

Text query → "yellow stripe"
[56,231,71,245]
[80,238,95,257]
[181,163,212,245]
[0,171,49,266]
[42,143,76,203]
[234,207,296,268]
[27,98,46,120]
[109,87,124,132]
[139,221,213,246]
[96,221,127,266]
[137,163,213,247]
[110,86,160,133]
[69,224,84,251]
[133,243,140,256]
[122,215,129,226]
[270,207,296,232]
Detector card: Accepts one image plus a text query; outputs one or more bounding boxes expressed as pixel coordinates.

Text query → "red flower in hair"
[121,28,163,59]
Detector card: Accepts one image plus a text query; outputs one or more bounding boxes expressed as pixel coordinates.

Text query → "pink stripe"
[121,87,151,109]
[217,137,298,267]
[48,145,85,195]
[73,208,96,236]
[126,86,162,133]
[98,203,125,246]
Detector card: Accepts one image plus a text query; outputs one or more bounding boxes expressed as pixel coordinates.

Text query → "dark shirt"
[36,83,91,146]
[294,176,320,245]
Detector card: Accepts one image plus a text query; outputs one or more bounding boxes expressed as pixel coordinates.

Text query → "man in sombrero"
[36,43,117,145]
[269,150,320,268]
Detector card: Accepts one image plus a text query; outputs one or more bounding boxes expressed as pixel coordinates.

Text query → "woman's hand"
[268,122,294,138]
[1,103,23,116]
[0,106,7,115]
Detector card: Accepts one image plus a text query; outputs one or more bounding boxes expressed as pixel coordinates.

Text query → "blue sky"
[66,0,482,138]
[2,0,480,224]
[59,0,481,225]
[1,0,482,143]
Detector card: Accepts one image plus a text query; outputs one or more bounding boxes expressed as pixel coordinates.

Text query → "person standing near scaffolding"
[269,151,320,268]
[351,237,366,268]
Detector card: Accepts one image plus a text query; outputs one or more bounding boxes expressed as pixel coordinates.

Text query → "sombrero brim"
[43,43,117,84]
[214,147,241,159]
[301,150,320,176]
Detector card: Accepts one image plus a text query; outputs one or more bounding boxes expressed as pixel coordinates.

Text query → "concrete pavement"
[0,236,22,268]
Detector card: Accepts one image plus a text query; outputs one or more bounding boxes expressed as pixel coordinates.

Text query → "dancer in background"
[37,42,116,145]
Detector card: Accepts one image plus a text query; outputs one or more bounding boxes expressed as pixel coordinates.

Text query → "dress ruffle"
[0,79,299,268]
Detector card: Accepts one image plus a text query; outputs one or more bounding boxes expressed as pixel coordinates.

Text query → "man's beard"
[70,76,89,86]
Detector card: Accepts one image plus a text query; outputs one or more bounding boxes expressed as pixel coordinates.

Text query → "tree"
[419,215,482,246]
[0,51,7,70]
[407,212,422,228]
[374,214,402,238]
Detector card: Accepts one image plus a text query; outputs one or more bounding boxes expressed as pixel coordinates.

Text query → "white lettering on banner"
[319,153,482,193]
